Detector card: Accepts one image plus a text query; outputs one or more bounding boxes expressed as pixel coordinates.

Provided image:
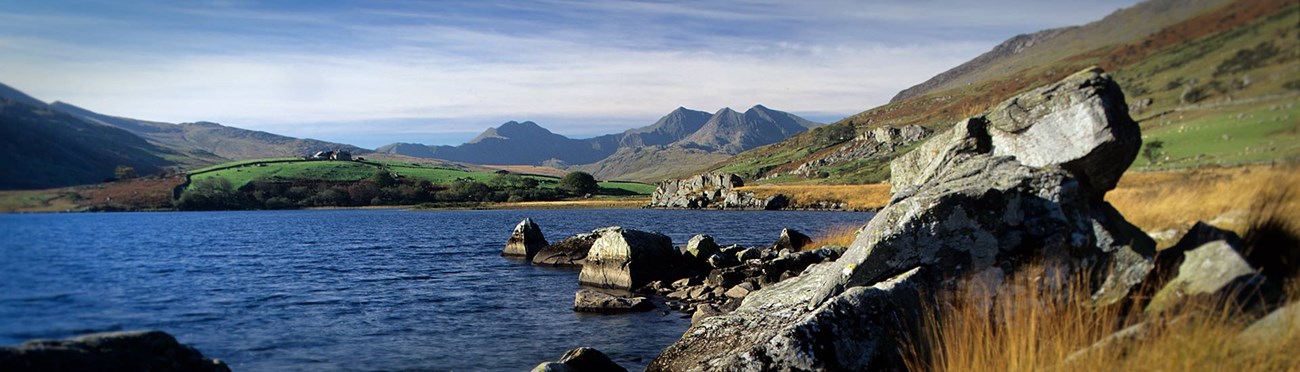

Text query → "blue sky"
[1,0,1141,148]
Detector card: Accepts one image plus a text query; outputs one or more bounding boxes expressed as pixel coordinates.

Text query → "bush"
[558,171,598,195]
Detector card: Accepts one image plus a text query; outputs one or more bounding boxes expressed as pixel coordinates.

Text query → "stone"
[691,303,725,325]
[573,289,654,313]
[649,267,930,371]
[578,227,680,290]
[0,330,230,372]
[707,253,740,269]
[685,234,720,260]
[1146,240,1261,313]
[532,347,628,372]
[651,68,1154,370]
[533,228,615,267]
[724,282,755,299]
[649,173,744,208]
[1237,301,1300,345]
[503,218,548,261]
[735,247,763,261]
[772,228,813,252]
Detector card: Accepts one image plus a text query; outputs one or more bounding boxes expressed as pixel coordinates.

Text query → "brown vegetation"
[806,223,862,250]
[736,184,893,211]
[1106,164,1300,234]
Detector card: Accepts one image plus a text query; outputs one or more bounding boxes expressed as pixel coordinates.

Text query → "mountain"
[377,105,819,180]
[0,97,176,189]
[45,101,368,162]
[711,0,1299,184]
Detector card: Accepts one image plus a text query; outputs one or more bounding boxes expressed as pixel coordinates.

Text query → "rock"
[685,235,720,260]
[691,303,725,325]
[1146,240,1261,313]
[578,227,680,290]
[533,228,614,267]
[532,347,628,372]
[705,268,747,289]
[649,267,930,371]
[762,194,789,210]
[735,247,763,261]
[0,330,230,372]
[706,253,740,269]
[772,228,812,252]
[1237,301,1300,345]
[651,68,1154,370]
[649,173,744,208]
[573,289,654,313]
[503,218,548,261]
[724,282,756,299]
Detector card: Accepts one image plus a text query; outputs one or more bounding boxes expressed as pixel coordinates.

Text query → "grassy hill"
[189,158,655,195]
[707,0,1299,185]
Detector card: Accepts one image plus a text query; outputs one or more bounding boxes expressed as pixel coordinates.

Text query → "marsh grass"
[1107,164,1300,234]
[806,223,863,250]
[736,184,893,211]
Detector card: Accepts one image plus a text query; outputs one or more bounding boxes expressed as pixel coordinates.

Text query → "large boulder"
[649,173,744,208]
[533,228,615,267]
[0,330,230,372]
[503,218,548,260]
[771,228,813,252]
[578,227,680,290]
[1145,239,1261,313]
[650,68,1153,370]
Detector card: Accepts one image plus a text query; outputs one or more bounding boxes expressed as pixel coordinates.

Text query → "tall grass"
[1107,164,1300,234]
[907,185,1300,371]
[736,184,893,211]
[806,223,863,250]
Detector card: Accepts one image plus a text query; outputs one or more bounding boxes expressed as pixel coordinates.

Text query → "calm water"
[0,209,872,371]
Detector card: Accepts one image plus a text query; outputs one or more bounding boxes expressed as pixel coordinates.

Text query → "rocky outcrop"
[532,347,628,372]
[649,68,1154,370]
[0,330,229,372]
[578,227,681,290]
[573,289,654,313]
[503,218,548,261]
[649,173,743,208]
[791,124,932,178]
[533,228,615,267]
[771,228,812,253]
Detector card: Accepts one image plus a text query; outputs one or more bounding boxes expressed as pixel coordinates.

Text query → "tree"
[370,169,398,188]
[558,171,598,195]
[1142,140,1165,165]
[489,174,539,190]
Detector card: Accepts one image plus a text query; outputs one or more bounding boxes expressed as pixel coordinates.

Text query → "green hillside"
[707,0,1299,185]
[189,158,654,195]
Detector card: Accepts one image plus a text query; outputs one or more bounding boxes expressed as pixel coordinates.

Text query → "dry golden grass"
[806,223,863,250]
[1107,164,1300,234]
[495,198,648,210]
[908,266,1300,372]
[736,184,893,211]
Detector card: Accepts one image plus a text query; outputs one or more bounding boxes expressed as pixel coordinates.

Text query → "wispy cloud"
[0,0,1141,148]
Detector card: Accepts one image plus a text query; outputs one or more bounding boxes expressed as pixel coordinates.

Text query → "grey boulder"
[0,330,230,372]
[503,218,548,260]
[578,227,680,290]
[573,289,654,313]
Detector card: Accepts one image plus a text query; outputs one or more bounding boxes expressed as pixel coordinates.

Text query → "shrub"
[558,171,598,195]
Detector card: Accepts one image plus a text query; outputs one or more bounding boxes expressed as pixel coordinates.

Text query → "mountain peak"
[469,120,559,144]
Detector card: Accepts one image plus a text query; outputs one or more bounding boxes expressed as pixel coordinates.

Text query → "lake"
[0,208,873,371]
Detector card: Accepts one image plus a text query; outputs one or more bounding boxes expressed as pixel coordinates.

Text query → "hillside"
[0,98,177,190]
[377,105,820,181]
[709,0,1299,185]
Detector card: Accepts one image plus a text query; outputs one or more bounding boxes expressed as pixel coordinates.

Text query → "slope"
[710,0,1299,185]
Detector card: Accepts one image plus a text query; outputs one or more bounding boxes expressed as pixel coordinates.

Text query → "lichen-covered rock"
[685,235,720,260]
[533,228,616,267]
[1146,239,1260,313]
[0,330,230,372]
[651,68,1153,370]
[578,227,679,290]
[503,218,548,260]
[573,289,654,313]
[649,173,744,208]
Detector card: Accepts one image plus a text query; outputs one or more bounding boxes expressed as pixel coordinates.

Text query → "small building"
[331,150,352,161]
[311,150,334,160]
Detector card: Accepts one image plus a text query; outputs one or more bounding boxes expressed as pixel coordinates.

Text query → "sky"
[0,0,1143,148]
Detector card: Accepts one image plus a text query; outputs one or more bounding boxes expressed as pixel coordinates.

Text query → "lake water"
[0,209,873,371]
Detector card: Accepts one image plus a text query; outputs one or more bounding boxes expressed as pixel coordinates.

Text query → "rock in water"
[503,218,548,261]
[578,227,678,290]
[0,330,230,372]
[771,228,812,252]
[533,228,615,267]
[532,347,629,372]
[650,68,1154,370]
[573,289,654,313]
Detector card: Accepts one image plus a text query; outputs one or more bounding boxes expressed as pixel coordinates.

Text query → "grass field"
[1107,164,1300,237]
[188,158,656,195]
[736,184,893,211]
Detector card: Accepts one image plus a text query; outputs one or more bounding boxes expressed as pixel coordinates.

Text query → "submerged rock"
[578,227,680,290]
[573,289,654,313]
[503,218,548,261]
[650,68,1154,370]
[0,330,230,372]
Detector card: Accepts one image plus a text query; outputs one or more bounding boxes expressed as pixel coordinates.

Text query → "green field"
[188,159,655,195]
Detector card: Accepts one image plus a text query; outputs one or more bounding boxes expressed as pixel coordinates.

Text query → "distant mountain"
[0,97,176,189]
[377,105,819,181]
[0,83,369,165]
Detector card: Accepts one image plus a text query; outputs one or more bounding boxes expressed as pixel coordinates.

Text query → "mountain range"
[377,105,820,180]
